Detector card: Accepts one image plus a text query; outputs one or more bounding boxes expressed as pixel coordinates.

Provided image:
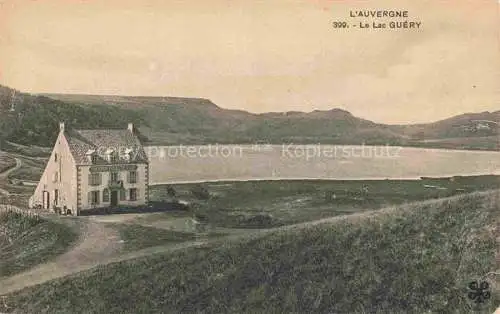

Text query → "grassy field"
[6,155,45,182]
[3,190,498,313]
[0,211,77,278]
[0,142,51,158]
[150,175,500,229]
[0,153,43,207]
[109,223,226,252]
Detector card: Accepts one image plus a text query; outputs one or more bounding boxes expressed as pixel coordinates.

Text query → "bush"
[238,213,276,228]
[190,184,211,200]
[166,186,177,198]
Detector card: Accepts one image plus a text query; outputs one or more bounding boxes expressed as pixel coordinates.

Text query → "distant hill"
[40,92,500,148]
[395,111,500,139]
[0,84,498,149]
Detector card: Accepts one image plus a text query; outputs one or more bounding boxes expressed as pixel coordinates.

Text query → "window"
[89,191,100,205]
[128,171,137,184]
[54,153,58,162]
[91,154,98,163]
[103,188,110,203]
[54,189,59,206]
[129,188,138,201]
[110,172,119,183]
[89,173,101,186]
[119,189,126,201]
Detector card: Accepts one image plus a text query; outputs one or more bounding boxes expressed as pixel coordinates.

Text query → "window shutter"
[127,172,130,183]
[88,173,92,185]
[136,189,139,199]
[88,192,92,205]
[96,191,100,204]
[98,173,102,185]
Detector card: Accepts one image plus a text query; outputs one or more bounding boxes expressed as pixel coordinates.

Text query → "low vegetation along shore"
[151,176,500,229]
[2,190,499,313]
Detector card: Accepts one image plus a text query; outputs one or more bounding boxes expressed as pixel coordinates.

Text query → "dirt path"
[0,187,8,196]
[0,157,22,196]
[0,217,123,295]
[0,158,22,179]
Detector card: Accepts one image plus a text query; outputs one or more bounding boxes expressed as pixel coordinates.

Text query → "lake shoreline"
[151,173,500,186]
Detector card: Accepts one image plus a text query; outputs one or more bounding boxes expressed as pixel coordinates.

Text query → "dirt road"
[0,157,22,179]
[0,217,123,295]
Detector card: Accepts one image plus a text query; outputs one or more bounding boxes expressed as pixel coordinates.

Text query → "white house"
[29,122,150,215]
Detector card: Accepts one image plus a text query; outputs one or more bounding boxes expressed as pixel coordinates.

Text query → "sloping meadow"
[4,191,500,313]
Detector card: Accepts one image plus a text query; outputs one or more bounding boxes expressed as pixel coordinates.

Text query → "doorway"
[111,191,118,207]
[43,191,50,209]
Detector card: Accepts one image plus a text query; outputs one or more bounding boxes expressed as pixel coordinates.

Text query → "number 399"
[332,22,348,28]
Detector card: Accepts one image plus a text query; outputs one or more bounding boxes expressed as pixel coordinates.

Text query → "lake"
[146,145,500,184]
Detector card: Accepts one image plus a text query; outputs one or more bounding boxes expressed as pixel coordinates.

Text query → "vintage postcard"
[0,0,499,313]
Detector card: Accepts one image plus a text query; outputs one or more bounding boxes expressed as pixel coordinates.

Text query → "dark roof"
[64,129,149,165]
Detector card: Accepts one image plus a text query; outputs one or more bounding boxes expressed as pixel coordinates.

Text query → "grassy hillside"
[6,156,46,182]
[4,191,499,313]
[0,210,77,278]
[42,93,399,145]
[0,152,16,173]
[0,85,148,147]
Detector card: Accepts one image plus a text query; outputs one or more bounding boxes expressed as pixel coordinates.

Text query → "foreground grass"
[151,176,500,228]
[5,191,499,313]
[0,211,77,278]
[0,193,33,208]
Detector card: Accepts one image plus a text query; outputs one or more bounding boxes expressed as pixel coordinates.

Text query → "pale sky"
[0,0,499,124]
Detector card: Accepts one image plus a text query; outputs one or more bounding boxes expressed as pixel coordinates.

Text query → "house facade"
[29,122,150,215]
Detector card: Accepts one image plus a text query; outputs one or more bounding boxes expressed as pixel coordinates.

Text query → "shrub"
[190,184,211,200]
[166,185,177,198]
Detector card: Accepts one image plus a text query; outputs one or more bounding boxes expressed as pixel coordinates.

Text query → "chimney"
[127,123,134,133]
[59,122,65,132]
